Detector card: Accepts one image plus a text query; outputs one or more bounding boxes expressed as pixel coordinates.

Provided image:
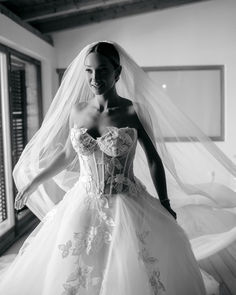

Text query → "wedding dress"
[0,125,208,295]
[1,40,235,294]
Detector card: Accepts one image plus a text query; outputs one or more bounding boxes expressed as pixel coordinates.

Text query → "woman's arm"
[15,111,77,210]
[31,136,76,188]
[137,117,177,219]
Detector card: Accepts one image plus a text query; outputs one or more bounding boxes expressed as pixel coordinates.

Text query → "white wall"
[0,13,57,114]
[52,0,236,163]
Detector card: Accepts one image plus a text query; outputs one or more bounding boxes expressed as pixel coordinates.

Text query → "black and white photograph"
[0,0,236,294]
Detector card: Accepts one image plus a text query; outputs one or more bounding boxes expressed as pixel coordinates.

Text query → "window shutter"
[0,96,7,222]
[10,69,27,168]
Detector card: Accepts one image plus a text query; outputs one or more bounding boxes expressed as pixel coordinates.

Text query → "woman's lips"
[92,83,103,89]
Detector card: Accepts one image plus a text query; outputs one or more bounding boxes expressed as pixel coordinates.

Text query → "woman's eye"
[99,68,108,73]
[85,68,108,75]
[97,68,107,74]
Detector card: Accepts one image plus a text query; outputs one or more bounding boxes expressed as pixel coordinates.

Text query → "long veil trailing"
[13,41,236,283]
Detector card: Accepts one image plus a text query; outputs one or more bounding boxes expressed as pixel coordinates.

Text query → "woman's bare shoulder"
[72,101,89,112]
[118,97,133,107]
[118,97,143,111]
[69,101,89,127]
[120,98,139,117]
[116,98,141,128]
[71,101,90,117]
[116,97,134,114]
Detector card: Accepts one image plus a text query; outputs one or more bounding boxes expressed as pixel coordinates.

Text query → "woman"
[1,41,235,294]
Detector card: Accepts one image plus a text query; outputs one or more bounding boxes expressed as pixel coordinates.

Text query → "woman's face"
[84,52,119,95]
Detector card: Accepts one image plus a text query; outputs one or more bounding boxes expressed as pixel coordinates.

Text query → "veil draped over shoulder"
[13,41,236,264]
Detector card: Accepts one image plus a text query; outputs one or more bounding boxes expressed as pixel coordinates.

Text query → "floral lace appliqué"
[58,240,72,258]
[137,230,166,294]
[61,260,101,295]
[97,127,135,157]
[58,202,114,295]
[59,231,102,295]
[71,127,97,156]
[71,126,136,157]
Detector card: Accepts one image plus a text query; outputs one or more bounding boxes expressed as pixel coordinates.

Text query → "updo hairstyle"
[86,42,121,70]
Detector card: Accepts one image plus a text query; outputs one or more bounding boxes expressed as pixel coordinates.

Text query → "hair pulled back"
[87,42,121,69]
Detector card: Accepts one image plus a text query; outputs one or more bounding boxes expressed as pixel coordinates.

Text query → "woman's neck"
[95,88,120,110]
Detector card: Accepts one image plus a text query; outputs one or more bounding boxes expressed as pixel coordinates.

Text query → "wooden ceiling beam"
[29,0,210,33]
[21,0,136,21]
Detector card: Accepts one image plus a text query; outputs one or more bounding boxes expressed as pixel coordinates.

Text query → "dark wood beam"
[30,0,210,33]
[0,4,53,45]
[16,0,112,20]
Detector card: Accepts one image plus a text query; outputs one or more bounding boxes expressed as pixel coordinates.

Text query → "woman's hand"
[161,200,177,220]
[14,182,37,210]
[165,206,177,220]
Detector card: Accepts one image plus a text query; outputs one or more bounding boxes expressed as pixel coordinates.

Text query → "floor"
[3,232,30,255]
[0,231,32,274]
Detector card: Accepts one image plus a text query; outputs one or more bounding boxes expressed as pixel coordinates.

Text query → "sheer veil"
[13,41,236,263]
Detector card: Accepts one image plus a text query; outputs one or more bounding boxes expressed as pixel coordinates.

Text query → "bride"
[0,41,236,294]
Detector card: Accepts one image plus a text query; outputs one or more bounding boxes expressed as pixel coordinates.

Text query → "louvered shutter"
[10,69,27,169]
[0,98,7,223]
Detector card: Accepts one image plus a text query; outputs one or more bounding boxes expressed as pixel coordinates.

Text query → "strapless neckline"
[72,125,138,141]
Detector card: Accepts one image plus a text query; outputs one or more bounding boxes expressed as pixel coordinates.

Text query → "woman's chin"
[91,87,105,95]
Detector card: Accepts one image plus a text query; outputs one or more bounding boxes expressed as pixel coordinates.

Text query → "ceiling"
[0,0,210,44]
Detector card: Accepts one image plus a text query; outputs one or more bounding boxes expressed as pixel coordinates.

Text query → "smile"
[91,83,104,89]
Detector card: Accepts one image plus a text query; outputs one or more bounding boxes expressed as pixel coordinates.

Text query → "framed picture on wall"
[143,65,224,141]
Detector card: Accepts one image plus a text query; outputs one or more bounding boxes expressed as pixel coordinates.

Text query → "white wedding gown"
[0,126,216,294]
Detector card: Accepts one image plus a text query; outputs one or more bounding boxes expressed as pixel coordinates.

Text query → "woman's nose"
[92,71,100,81]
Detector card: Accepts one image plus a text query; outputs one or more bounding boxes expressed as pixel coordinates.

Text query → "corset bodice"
[70,126,138,195]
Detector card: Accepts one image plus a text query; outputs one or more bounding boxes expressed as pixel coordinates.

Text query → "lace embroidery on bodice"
[70,126,139,196]
[70,126,137,156]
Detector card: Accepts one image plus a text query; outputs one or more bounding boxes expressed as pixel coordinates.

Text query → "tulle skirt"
[0,180,210,294]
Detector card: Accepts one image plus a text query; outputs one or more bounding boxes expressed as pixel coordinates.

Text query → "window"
[0,44,42,253]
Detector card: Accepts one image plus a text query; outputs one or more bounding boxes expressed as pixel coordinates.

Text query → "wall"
[52,0,236,164]
[0,13,57,114]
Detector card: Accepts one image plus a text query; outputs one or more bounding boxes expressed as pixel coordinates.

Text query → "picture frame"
[143,65,224,141]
